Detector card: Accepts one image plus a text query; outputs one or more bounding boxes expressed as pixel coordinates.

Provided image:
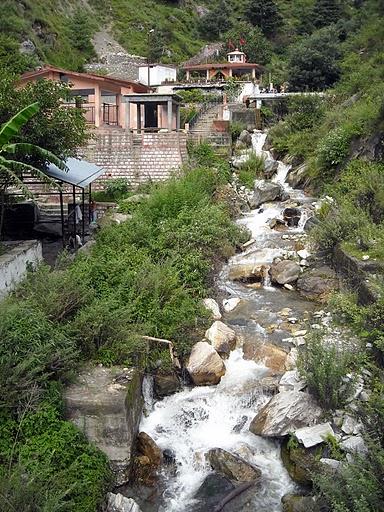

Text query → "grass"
[237,152,265,189]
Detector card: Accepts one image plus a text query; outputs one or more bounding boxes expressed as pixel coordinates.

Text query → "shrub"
[0,301,77,413]
[316,126,352,172]
[298,332,355,410]
[237,152,265,189]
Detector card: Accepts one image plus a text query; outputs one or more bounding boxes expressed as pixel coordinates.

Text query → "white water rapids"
[137,132,315,512]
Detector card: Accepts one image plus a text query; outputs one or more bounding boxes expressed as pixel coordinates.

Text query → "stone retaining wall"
[0,240,42,299]
[84,129,188,189]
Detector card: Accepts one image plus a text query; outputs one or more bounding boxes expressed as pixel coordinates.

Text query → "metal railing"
[102,103,119,126]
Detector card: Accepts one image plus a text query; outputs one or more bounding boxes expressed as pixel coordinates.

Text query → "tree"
[0,73,90,165]
[312,0,344,28]
[225,22,272,65]
[287,27,342,91]
[199,0,233,41]
[68,9,96,63]
[244,0,282,37]
[0,35,36,75]
[0,102,67,236]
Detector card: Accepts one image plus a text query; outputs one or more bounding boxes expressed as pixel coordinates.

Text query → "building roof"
[20,65,150,93]
[122,92,183,104]
[183,62,262,71]
[46,157,105,188]
[227,49,246,55]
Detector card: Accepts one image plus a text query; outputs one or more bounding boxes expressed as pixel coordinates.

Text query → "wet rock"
[281,440,322,486]
[238,129,252,147]
[203,298,222,320]
[297,266,339,302]
[137,432,162,466]
[264,158,279,179]
[295,423,334,448]
[303,216,320,233]
[223,297,241,313]
[163,448,176,464]
[287,162,308,188]
[250,181,284,208]
[154,371,180,398]
[270,260,301,285]
[228,263,266,283]
[205,321,237,356]
[249,391,323,438]
[244,341,288,372]
[283,208,301,227]
[106,493,142,512]
[207,448,262,482]
[281,493,320,512]
[64,366,142,486]
[186,341,226,385]
[233,415,248,433]
[268,218,287,230]
[191,473,235,512]
[279,370,306,392]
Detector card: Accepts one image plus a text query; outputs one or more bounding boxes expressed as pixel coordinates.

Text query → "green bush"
[237,152,265,188]
[298,332,356,410]
[0,301,77,413]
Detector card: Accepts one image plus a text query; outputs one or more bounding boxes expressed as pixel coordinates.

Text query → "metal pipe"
[72,185,77,250]
[59,184,65,248]
[81,187,85,244]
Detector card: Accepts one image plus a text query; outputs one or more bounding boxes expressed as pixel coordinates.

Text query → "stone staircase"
[188,104,231,157]
[190,104,221,137]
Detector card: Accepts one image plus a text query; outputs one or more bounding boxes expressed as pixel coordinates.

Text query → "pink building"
[19,65,152,129]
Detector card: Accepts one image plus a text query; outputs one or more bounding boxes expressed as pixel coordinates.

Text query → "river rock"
[264,158,279,178]
[270,260,301,285]
[281,494,320,512]
[203,298,222,320]
[186,341,226,385]
[279,370,306,392]
[106,493,142,512]
[244,342,288,372]
[295,423,334,448]
[281,440,322,486]
[238,129,252,147]
[250,181,284,208]
[223,297,241,312]
[207,448,262,482]
[137,432,162,466]
[154,371,180,398]
[287,162,308,188]
[228,263,265,283]
[249,391,323,438]
[191,473,235,512]
[205,321,237,355]
[64,366,143,486]
[283,207,301,227]
[297,266,339,302]
[303,216,320,232]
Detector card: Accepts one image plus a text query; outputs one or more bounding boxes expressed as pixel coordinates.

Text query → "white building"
[139,64,177,87]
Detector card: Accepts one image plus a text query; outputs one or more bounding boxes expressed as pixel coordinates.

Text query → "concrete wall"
[0,240,43,299]
[84,129,188,188]
[139,65,177,86]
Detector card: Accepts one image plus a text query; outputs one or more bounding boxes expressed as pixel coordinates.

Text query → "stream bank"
[120,131,340,512]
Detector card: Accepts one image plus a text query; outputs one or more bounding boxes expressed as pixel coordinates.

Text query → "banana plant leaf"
[0,102,40,147]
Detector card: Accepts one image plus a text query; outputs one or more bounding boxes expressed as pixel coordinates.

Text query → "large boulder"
[186,341,226,385]
[64,366,143,486]
[281,439,323,486]
[287,163,308,189]
[283,207,301,228]
[191,473,235,512]
[207,448,262,482]
[203,298,222,320]
[106,493,142,512]
[228,263,266,283]
[154,371,180,398]
[238,129,252,147]
[270,260,301,285]
[243,341,288,372]
[282,494,321,512]
[137,432,163,466]
[250,181,284,208]
[264,158,279,179]
[249,391,323,438]
[205,321,237,355]
[296,266,339,302]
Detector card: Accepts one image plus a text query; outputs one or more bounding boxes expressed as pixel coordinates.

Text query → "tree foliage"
[312,0,345,28]
[288,27,342,91]
[199,0,233,41]
[243,0,282,37]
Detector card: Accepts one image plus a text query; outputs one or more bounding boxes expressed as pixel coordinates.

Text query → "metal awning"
[46,157,105,188]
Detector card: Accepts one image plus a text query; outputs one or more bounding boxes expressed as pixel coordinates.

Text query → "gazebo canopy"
[45,157,105,188]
